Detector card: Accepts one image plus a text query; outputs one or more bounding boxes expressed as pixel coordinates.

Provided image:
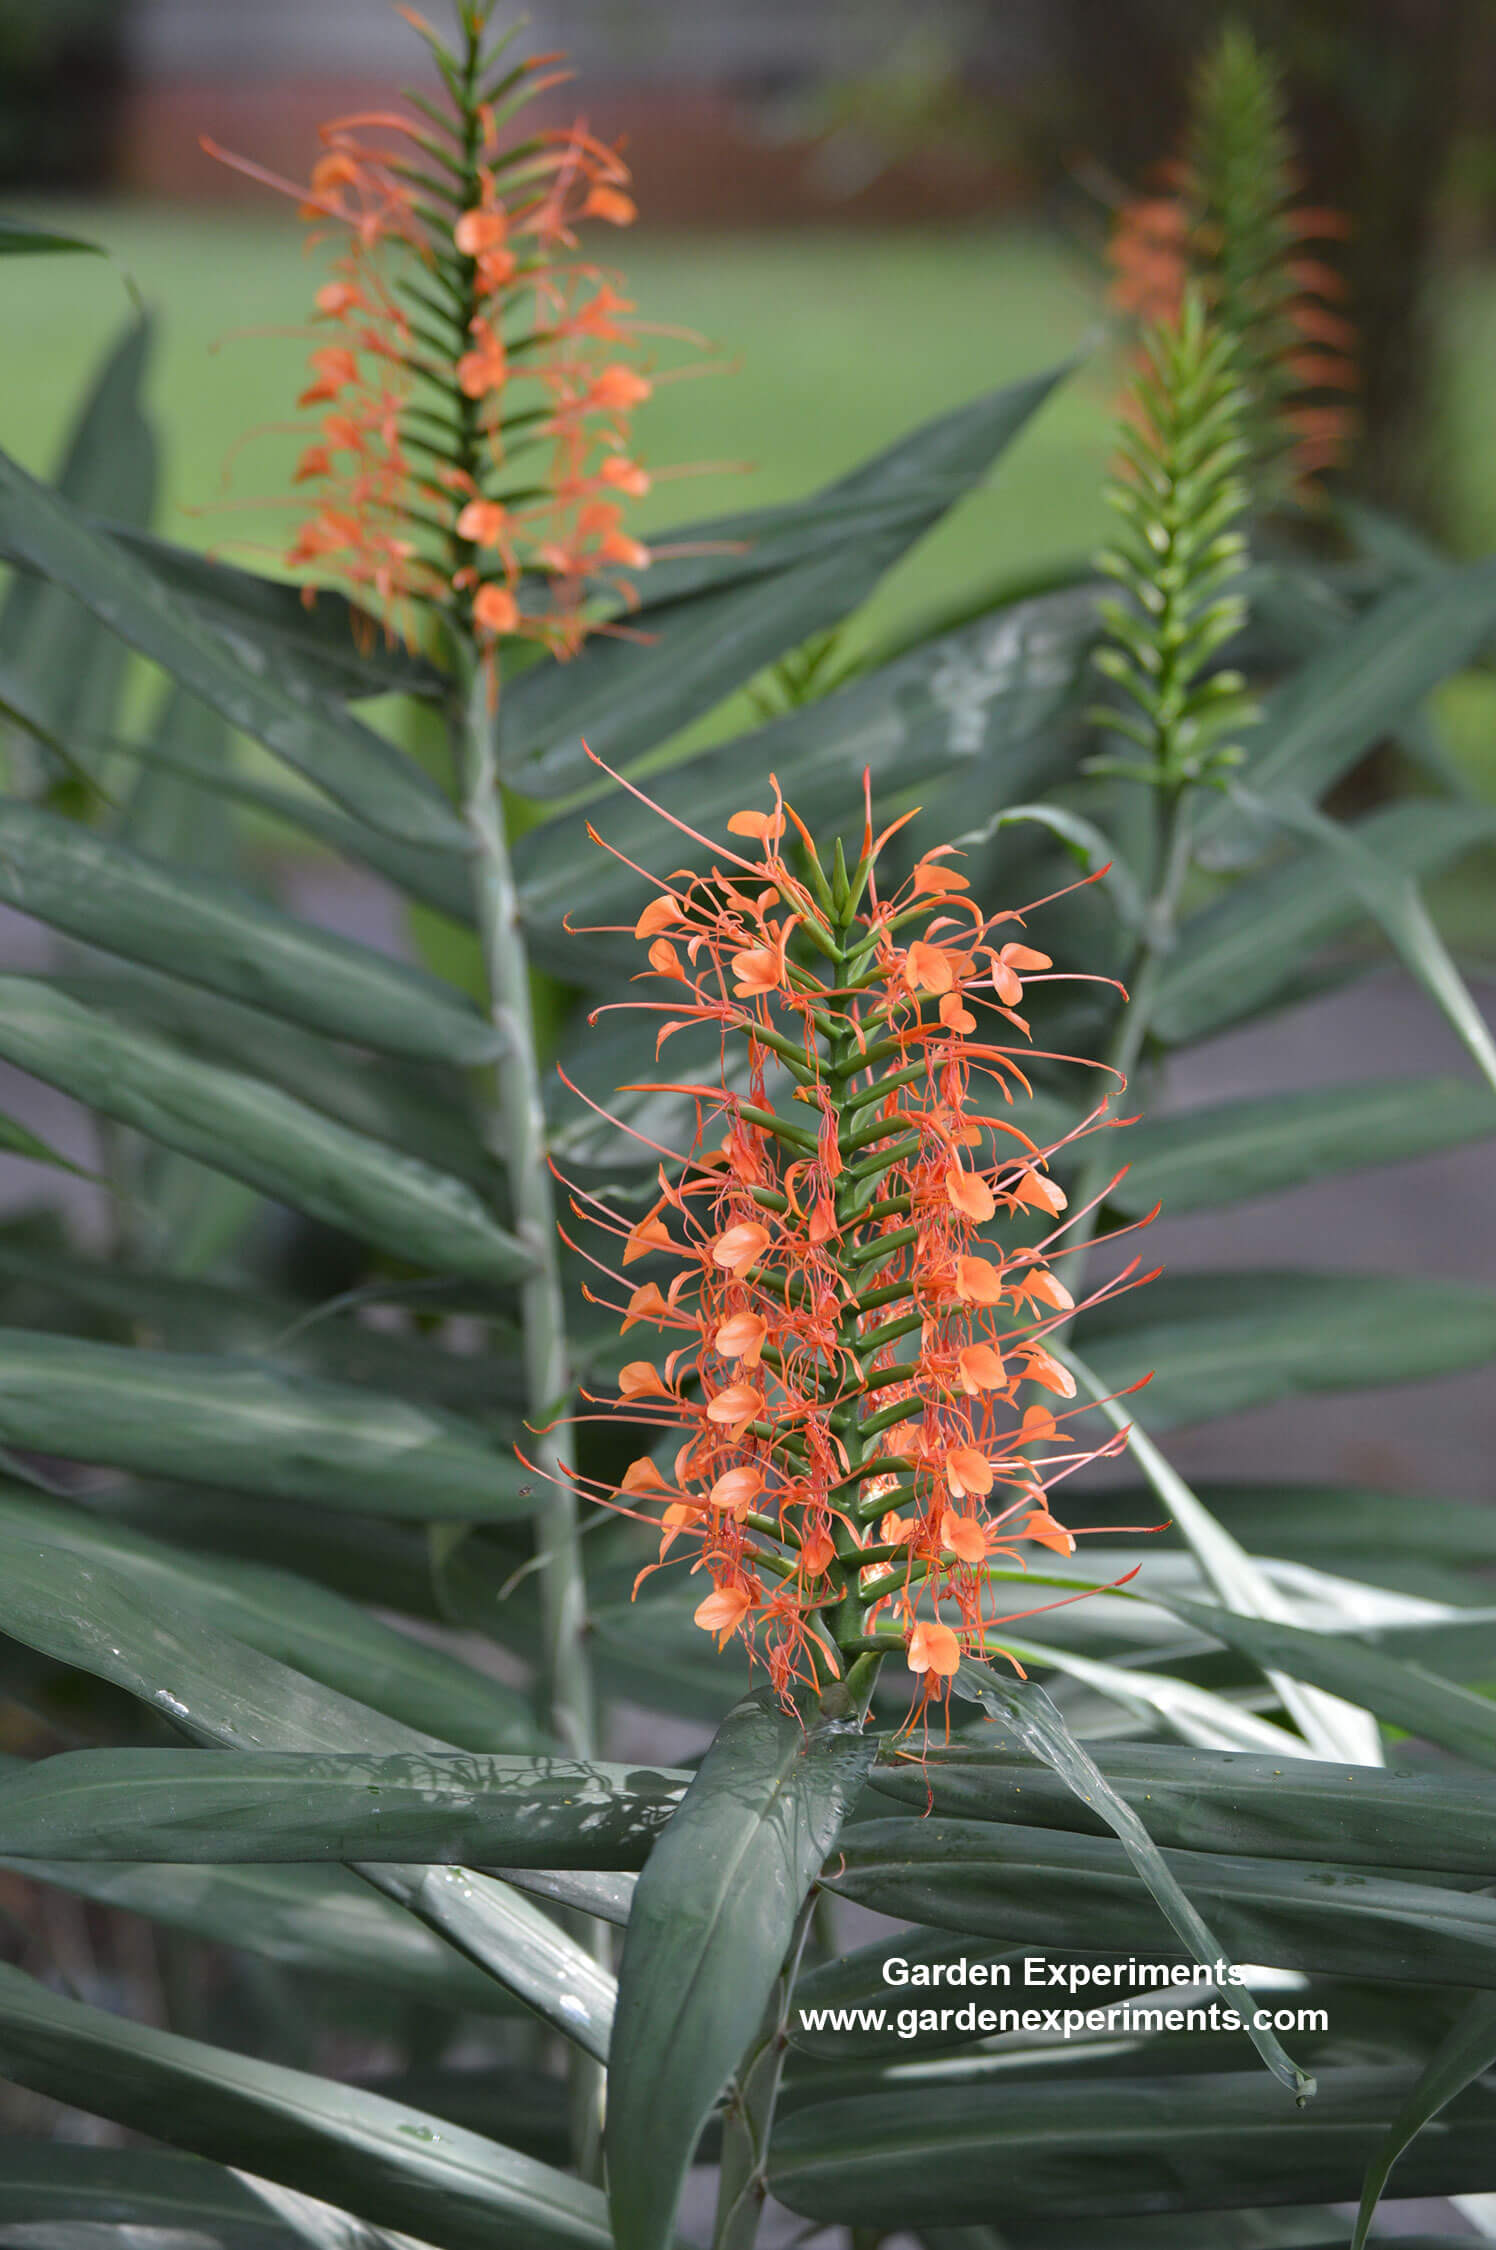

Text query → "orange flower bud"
[472,583,519,635]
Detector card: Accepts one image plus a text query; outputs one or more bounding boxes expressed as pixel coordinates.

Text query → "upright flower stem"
[455,657,594,1763]
[455,659,607,2175]
[711,1894,817,2250]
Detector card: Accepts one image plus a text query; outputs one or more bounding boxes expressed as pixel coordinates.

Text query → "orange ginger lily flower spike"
[204,0,707,659]
[546,761,1161,1725]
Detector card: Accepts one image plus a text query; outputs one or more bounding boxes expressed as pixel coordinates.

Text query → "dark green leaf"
[111,523,447,704]
[0,320,156,763]
[0,217,112,259]
[606,1685,874,2250]
[1155,802,1496,1045]
[501,365,1072,795]
[1110,1479,1496,1569]
[1110,1076,1496,1216]
[868,1740,1496,1874]
[0,978,531,1285]
[0,2146,305,2249]
[827,1809,1496,1989]
[0,1526,616,2050]
[769,2065,1496,2228]
[519,591,1095,979]
[0,1332,529,1518]
[1353,1993,1496,2247]
[1196,557,1496,861]
[0,801,497,1066]
[1156,1594,1496,1768]
[0,1748,686,1865]
[951,1666,1308,2093]
[2,1857,520,2014]
[0,1961,610,2250]
[1076,1272,1496,1430]
[0,444,463,848]
[0,1487,536,1746]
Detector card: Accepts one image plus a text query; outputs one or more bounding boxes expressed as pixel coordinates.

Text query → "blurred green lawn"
[8,206,1112,647]
[7,204,1496,941]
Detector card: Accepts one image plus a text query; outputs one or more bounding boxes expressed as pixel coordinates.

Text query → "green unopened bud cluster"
[1089,287,1258,794]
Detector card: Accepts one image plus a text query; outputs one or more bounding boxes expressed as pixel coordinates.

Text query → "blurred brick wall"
[118,80,1022,224]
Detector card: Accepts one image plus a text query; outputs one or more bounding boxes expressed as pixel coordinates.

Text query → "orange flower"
[940,1510,989,1564]
[695,1584,753,1645]
[706,1383,764,1426]
[709,1466,762,1518]
[906,1619,963,1678]
[711,1222,770,1275]
[944,1446,994,1501]
[957,1342,1007,1394]
[715,1310,768,1366]
[472,584,519,635]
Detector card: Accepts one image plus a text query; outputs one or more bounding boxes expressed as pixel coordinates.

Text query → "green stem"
[711,1892,817,2250]
[456,661,593,1761]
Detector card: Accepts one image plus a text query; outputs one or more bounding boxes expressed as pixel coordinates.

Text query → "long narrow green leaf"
[110,523,447,704]
[0,217,113,259]
[1353,1994,1496,2248]
[501,364,1073,795]
[0,1487,536,1745]
[830,1815,1496,1991]
[0,801,498,1066]
[0,1332,528,1517]
[951,1666,1310,2094]
[1153,1594,1496,1768]
[1,1857,521,2014]
[1075,1271,1496,1430]
[1109,1076,1496,1216]
[1062,1346,1378,1765]
[1234,784,1496,1090]
[1195,556,1496,861]
[518,591,1095,980]
[0,2147,305,2249]
[768,2066,1496,2229]
[0,1748,686,1865]
[868,1740,1496,1873]
[606,1685,874,2250]
[0,444,463,848]
[0,1527,617,2050]
[0,1961,610,2250]
[1154,802,1496,1045]
[0,978,532,1285]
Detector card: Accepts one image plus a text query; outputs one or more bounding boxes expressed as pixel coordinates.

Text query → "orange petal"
[706,1382,764,1425]
[944,1445,994,1500]
[619,1360,670,1400]
[708,1465,762,1518]
[955,1256,1005,1305]
[946,1163,995,1222]
[1021,1509,1076,1555]
[957,1342,1007,1394]
[726,808,785,841]
[940,1509,989,1564]
[714,1310,767,1366]
[620,1455,667,1493]
[906,1618,962,1677]
[712,1221,770,1275]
